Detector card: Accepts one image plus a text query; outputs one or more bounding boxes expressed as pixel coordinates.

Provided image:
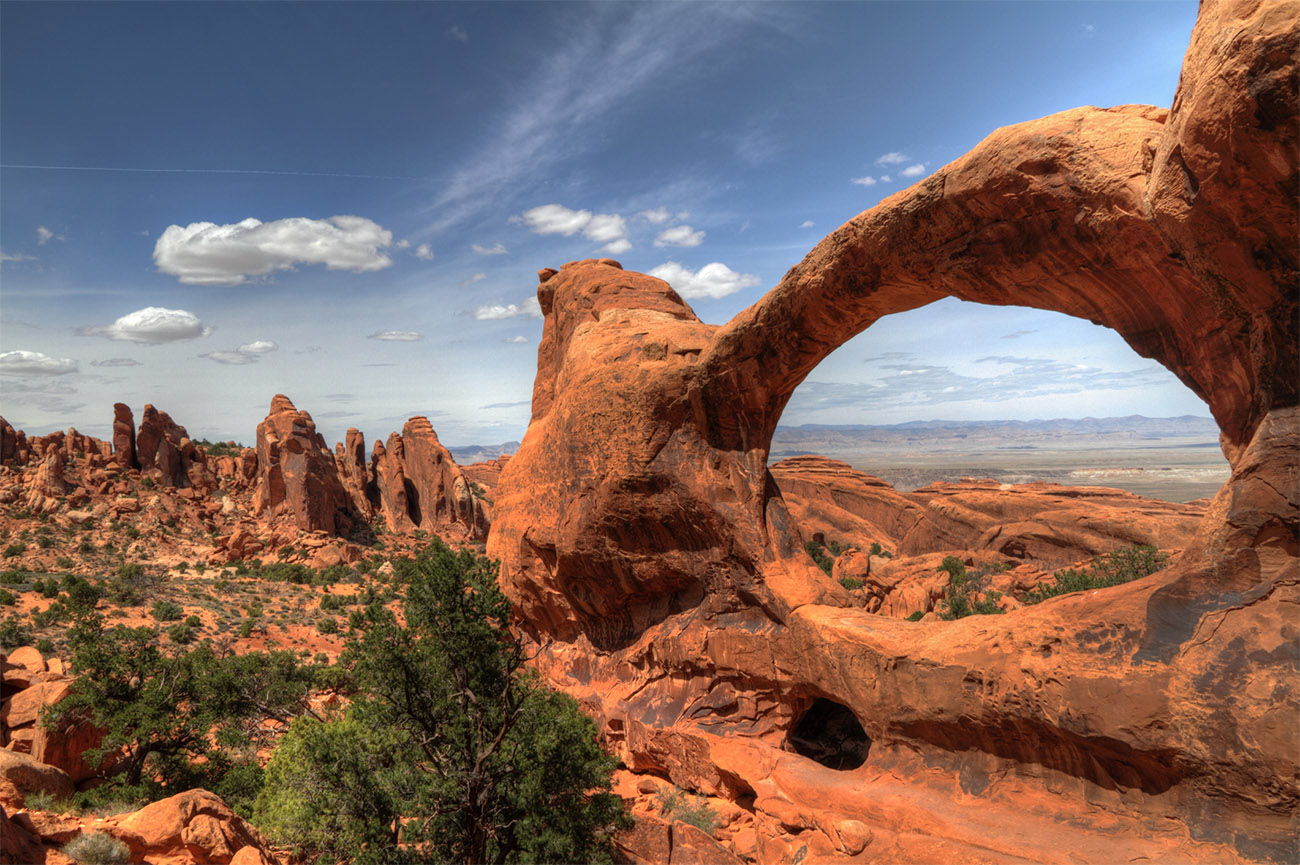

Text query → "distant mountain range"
[449,417,1219,465]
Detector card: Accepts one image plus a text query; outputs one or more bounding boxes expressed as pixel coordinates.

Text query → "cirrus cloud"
[368,330,423,342]
[0,350,78,376]
[153,215,394,285]
[648,261,761,300]
[80,307,212,344]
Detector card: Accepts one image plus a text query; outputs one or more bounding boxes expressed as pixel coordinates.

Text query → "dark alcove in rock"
[787,698,871,770]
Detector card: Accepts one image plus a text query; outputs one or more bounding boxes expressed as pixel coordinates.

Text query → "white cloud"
[395,239,411,249]
[584,213,627,244]
[0,350,78,376]
[473,296,543,320]
[876,152,909,166]
[200,340,279,365]
[503,336,529,344]
[0,250,35,264]
[153,215,393,285]
[638,208,672,224]
[880,174,892,183]
[648,261,761,300]
[81,306,211,344]
[900,163,928,178]
[472,242,508,256]
[461,273,487,286]
[517,204,631,252]
[36,226,64,245]
[850,175,877,187]
[368,330,423,342]
[90,357,142,368]
[516,204,592,236]
[414,243,434,261]
[446,25,468,43]
[654,225,705,248]
[799,220,815,228]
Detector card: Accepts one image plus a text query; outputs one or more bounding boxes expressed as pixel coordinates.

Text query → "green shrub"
[41,578,60,599]
[316,617,339,635]
[657,786,719,836]
[905,610,926,622]
[0,588,15,606]
[937,557,1005,620]
[55,556,75,569]
[1023,546,1169,604]
[0,616,33,649]
[3,542,26,558]
[804,537,848,576]
[21,789,75,813]
[36,637,54,655]
[63,831,132,864]
[838,577,863,590]
[167,622,196,644]
[150,600,184,622]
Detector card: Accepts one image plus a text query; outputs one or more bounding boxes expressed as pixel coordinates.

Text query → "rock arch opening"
[786,698,871,770]
[771,299,1228,503]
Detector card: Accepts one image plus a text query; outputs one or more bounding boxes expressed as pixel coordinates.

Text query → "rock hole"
[787,698,870,770]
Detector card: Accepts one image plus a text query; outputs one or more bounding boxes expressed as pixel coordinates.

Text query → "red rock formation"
[136,404,212,489]
[112,402,138,469]
[0,418,22,466]
[489,3,1298,860]
[104,789,268,864]
[334,428,374,521]
[251,395,356,536]
[370,434,414,533]
[773,455,1205,567]
[23,451,66,513]
[397,416,487,539]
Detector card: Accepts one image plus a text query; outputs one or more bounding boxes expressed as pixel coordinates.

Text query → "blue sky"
[1,1,1206,447]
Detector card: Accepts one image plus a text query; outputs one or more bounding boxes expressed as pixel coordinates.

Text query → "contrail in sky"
[0,163,431,181]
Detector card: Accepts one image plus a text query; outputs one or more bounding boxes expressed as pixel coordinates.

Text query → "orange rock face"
[772,455,1206,566]
[251,395,359,535]
[489,3,1298,861]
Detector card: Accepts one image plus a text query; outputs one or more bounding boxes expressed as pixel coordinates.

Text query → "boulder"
[0,748,74,805]
[107,788,268,864]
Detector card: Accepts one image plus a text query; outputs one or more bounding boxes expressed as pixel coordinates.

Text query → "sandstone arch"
[488,1,1297,860]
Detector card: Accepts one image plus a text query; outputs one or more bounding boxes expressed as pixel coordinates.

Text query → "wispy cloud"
[460,273,487,286]
[481,400,531,410]
[472,242,508,256]
[654,225,705,248]
[876,152,909,166]
[424,5,755,232]
[473,297,543,320]
[36,226,65,245]
[200,340,278,365]
[788,355,1169,416]
[514,204,631,253]
[0,250,36,264]
[1000,329,1038,340]
[414,243,434,261]
[899,163,928,178]
[368,330,423,342]
[503,336,529,344]
[799,220,815,229]
[446,25,468,43]
[90,357,142,368]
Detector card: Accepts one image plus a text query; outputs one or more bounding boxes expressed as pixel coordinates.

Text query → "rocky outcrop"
[489,2,1298,861]
[0,749,74,806]
[23,451,67,513]
[112,402,137,469]
[772,455,1206,567]
[136,404,212,489]
[106,789,267,864]
[395,417,487,539]
[334,428,374,521]
[251,395,357,536]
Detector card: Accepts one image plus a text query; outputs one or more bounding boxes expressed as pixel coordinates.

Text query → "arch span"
[488,1,1297,859]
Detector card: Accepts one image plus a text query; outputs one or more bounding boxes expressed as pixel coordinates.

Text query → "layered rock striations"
[488,2,1298,861]
[772,455,1206,565]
